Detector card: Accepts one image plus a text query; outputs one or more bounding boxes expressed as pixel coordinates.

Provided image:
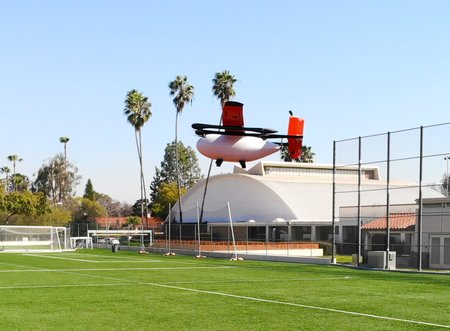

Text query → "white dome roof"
[171,161,443,223]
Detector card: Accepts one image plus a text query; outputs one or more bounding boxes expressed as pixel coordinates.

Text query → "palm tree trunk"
[138,130,150,241]
[12,161,16,192]
[140,139,149,229]
[135,130,145,249]
[175,112,183,223]
[199,110,224,223]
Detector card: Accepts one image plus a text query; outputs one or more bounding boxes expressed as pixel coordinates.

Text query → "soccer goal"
[70,236,93,249]
[0,225,69,252]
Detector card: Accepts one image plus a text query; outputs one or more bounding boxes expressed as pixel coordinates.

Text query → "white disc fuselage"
[196,134,280,162]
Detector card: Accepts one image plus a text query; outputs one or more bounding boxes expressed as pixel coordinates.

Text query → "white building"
[170,161,442,249]
[419,197,450,269]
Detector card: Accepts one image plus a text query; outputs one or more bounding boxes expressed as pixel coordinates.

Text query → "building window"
[317,226,332,241]
[292,226,311,241]
[264,165,375,180]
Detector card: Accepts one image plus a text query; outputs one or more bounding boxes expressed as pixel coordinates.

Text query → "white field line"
[69,260,164,263]
[22,253,162,263]
[66,253,145,260]
[59,271,450,330]
[0,266,235,273]
[0,261,44,270]
[69,252,162,260]
[0,283,131,290]
[67,253,204,265]
[19,251,231,267]
[22,253,195,264]
[0,277,351,290]
[60,253,165,262]
[163,276,352,285]
[22,254,100,263]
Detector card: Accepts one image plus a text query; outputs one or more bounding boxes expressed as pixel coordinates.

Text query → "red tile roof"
[361,213,416,230]
[96,217,128,226]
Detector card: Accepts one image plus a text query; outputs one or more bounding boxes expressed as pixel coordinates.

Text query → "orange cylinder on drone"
[287,116,304,159]
[288,116,304,136]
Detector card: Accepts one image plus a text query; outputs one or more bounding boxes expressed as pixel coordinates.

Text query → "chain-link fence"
[333,123,450,270]
[155,222,330,258]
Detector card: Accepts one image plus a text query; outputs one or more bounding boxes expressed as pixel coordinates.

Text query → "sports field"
[0,249,449,330]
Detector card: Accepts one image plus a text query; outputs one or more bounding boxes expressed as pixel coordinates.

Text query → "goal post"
[87,229,153,247]
[0,225,69,252]
[70,236,93,249]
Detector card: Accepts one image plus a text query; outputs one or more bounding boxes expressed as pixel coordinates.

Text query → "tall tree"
[156,141,202,187]
[0,191,50,225]
[95,192,131,217]
[0,166,10,191]
[150,182,187,219]
[150,141,202,220]
[34,154,81,204]
[83,179,96,201]
[280,145,315,163]
[199,70,237,223]
[149,167,163,207]
[71,197,107,235]
[72,197,107,222]
[7,155,22,192]
[123,89,152,230]
[11,173,29,192]
[169,75,194,223]
[132,198,151,217]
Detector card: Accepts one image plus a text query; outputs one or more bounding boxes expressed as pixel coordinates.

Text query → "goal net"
[0,225,69,252]
[70,237,93,249]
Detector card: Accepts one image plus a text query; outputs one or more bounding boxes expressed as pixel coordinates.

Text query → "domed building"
[167,161,442,254]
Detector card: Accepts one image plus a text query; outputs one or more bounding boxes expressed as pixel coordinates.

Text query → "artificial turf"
[0,249,449,330]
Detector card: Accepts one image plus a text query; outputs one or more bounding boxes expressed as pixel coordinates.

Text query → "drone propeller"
[192,123,278,137]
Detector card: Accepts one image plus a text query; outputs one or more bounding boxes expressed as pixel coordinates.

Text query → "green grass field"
[0,249,449,331]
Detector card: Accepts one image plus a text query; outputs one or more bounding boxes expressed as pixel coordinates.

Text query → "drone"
[192,101,304,168]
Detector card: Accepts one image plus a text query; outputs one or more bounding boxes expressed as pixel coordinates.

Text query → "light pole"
[445,156,450,197]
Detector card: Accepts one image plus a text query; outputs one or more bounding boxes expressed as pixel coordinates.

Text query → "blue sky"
[1,1,450,203]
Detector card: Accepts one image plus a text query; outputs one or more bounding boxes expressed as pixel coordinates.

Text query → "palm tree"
[7,155,22,192]
[59,137,70,163]
[300,146,315,163]
[280,145,315,163]
[169,75,194,223]
[212,70,237,108]
[0,166,10,191]
[199,70,237,223]
[11,173,29,192]
[123,89,152,241]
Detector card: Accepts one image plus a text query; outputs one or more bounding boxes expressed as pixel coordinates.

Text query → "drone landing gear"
[215,159,246,168]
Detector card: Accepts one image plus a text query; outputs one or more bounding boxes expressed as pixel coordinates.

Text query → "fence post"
[332,140,337,264]
[357,136,362,266]
[417,126,424,271]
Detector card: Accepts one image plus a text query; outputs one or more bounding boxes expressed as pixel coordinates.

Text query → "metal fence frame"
[332,122,450,270]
